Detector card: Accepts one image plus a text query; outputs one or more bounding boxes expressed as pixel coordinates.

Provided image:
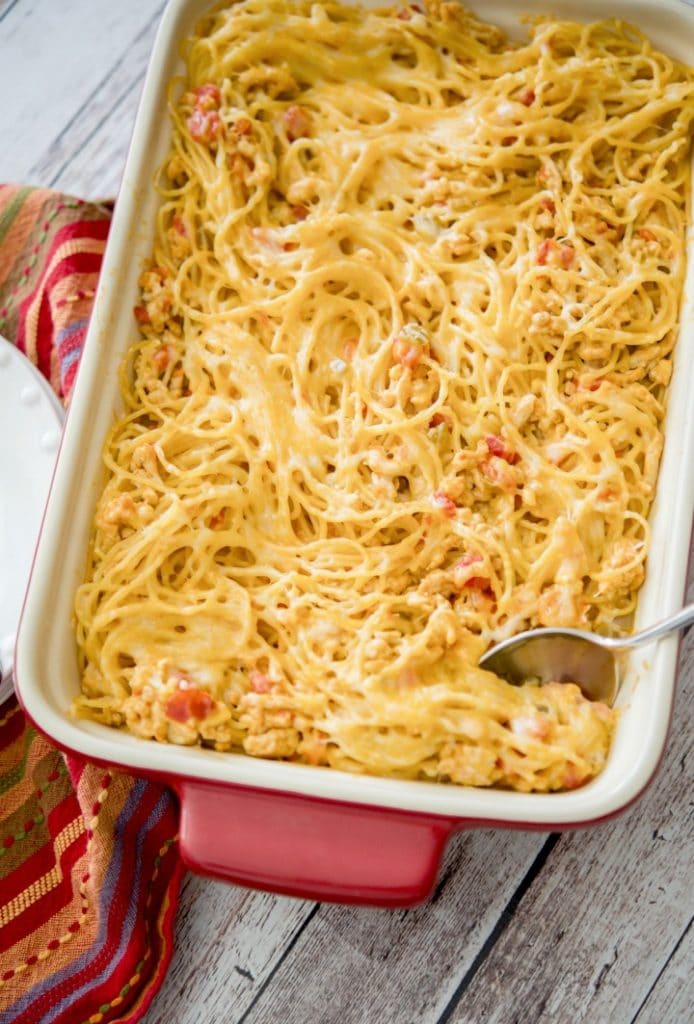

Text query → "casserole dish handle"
[177,780,457,906]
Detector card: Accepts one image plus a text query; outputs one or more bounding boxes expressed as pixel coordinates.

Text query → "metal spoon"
[479,603,694,705]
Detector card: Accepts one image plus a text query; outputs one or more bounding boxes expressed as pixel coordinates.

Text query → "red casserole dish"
[15,0,694,906]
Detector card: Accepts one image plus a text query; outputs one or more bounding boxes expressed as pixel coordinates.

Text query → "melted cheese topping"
[73,0,694,792]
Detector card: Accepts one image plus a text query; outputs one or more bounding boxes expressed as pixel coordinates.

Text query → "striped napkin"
[0,186,183,1024]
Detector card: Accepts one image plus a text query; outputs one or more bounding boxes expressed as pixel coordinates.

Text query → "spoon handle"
[618,602,694,650]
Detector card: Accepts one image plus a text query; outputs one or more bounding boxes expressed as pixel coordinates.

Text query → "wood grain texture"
[3,3,692,1023]
[633,917,693,1024]
[27,2,165,196]
[0,0,20,23]
[233,829,551,1024]
[143,876,316,1024]
[46,77,148,198]
[0,0,162,184]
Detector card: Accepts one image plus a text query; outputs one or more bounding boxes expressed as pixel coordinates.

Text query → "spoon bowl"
[480,627,619,704]
[479,603,694,706]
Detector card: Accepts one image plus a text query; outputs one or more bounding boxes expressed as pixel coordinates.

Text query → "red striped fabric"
[0,188,183,1024]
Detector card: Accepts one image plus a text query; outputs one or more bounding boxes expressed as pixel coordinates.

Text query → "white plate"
[0,336,63,702]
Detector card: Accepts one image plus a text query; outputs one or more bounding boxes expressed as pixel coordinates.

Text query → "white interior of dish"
[16,0,694,824]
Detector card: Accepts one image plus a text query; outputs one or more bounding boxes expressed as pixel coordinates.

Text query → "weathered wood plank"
[45,77,147,198]
[28,3,165,196]
[142,876,316,1024]
[232,829,549,1024]
[633,918,693,1024]
[0,0,162,184]
[440,624,694,1024]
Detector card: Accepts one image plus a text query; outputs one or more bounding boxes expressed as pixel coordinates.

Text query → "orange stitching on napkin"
[0,772,113,989]
[76,836,177,1024]
[0,767,68,854]
[55,289,96,309]
[0,704,20,729]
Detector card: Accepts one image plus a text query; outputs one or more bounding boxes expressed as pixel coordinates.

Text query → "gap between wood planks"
[434,834,560,1024]
[47,6,165,188]
[232,834,563,1024]
[0,0,165,186]
[26,2,166,195]
[629,916,693,1024]
[0,0,20,25]
[146,827,553,1023]
[234,905,322,1024]
[232,843,558,1024]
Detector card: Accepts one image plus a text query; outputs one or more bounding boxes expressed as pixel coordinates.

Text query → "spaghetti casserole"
[74,0,694,792]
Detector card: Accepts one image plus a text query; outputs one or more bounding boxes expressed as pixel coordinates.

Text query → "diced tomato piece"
[562,765,586,790]
[290,204,309,221]
[465,575,489,588]
[511,714,550,740]
[343,338,358,361]
[397,666,419,687]
[187,108,224,144]
[151,346,171,373]
[559,244,575,268]
[172,214,186,236]
[234,117,252,135]
[485,434,505,457]
[134,305,150,325]
[455,553,489,590]
[392,335,427,368]
[150,264,169,282]
[537,239,574,268]
[432,490,457,516]
[519,87,535,106]
[165,687,214,723]
[540,197,556,214]
[397,4,422,19]
[429,412,449,428]
[537,239,553,265]
[638,227,657,242]
[283,105,312,141]
[466,576,490,590]
[485,434,520,464]
[457,552,483,569]
[249,669,273,694]
[194,83,221,110]
[209,510,226,529]
[463,572,494,596]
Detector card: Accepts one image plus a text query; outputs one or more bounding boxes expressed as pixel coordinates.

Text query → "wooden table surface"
[3,2,692,1021]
